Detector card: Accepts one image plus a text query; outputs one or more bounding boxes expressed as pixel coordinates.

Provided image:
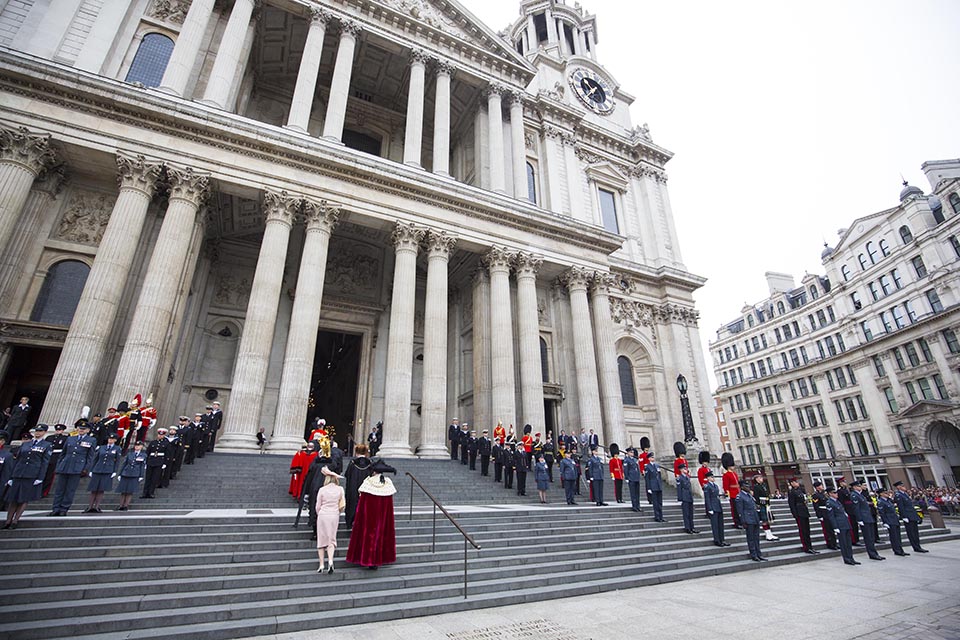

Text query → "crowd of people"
[0,395,223,528]
[898,486,960,516]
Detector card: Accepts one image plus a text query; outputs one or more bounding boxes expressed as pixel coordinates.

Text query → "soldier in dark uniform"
[624,447,642,513]
[448,418,460,460]
[826,486,859,565]
[677,464,697,532]
[3,397,31,442]
[42,423,69,497]
[515,447,528,496]
[543,434,555,482]
[735,480,765,561]
[492,440,503,482]
[788,478,817,554]
[49,423,97,516]
[811,480,839,550]
[703,470,728,546]
[85,432,122,513]
[98,408,120,446]
[160,427,179,488]
[193,414,209,459]
[168,426,185,479]
[837,478,859,545]
[850,479,884,560]
[141,428,170,498]
[478,430,491,476]
[893,481,928,553]
[876,486,908,556]
[502,443,515,490]
[644,453,664,521]
[586,446,606,506]
[0,434,14,509]
[458,425,470,465]
[208,402,223,452]
[560,450,577,505]
[3,424,51,528]
[178,417,197,465]
[115,441,147,510]
[467,430,478,471]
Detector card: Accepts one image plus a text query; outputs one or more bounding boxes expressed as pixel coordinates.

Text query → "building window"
[879,274,893,296]
[526,162,537,204]
[858,254,868,270]
[124,33,175,87]
[540,337,550,382]
[950,192,960,214]
[850,291,862,310]
[868,282,880,301]
[899,225,913,244]
[617,356,637,405]
[30,260,91,326]
[933,374,948,399]
[880,311,893,333]
[891,306,906,329]
[926,289,943,313]
[884,387,898,413]
[911,256,927,278]
[598,188,619,234]
[891,347,906,371]
[861,321,873,342]
[917,378,934,401]
[896,425,912,451]
[866,241,878,264]
[949,235,960,259]
[917,337,933,363]
[841,265,851,281]
[904,342,920,367]
[817,403,828,425]
[904,381,919,404]
[879,238,891,256]
[872,355,886,377]
[943,328,960,354]
[809,285,819,300]
[904,300,917,323]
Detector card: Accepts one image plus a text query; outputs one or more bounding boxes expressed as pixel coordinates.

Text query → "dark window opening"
[342,129,382,157]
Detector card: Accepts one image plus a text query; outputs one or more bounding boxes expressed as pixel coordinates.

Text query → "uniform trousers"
[564,479,576,504]
[51,473,83,513]
[449,440,458,460]
[837,528,854,563]
[515,471,526,496]
[795,516,813,551]
[819,518,838,548]
[862,522,880,557]
[745,523,762,559]
[628,480,641,511]
[592,479,604,505]
[708,509,725,545]
[460,447,468,465]
[729,498,741,527]
[504,468,513,489]
[480,455,490,476]
[142,466,163,497]
[184,445,196,465]
[904,521,923,551]
[650,490,663,520]
[493,462,502,483]
[843,505,860,543]
[681,501,694,531]
[885,523,905,554]
[468,452,477,471]
[613,479,623,503]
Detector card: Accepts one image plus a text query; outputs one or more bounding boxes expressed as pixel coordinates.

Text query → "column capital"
[34,163,68,196]
[590,270,617,295]
[472,265,489,285]
[166,165,210,207]
[0,126,57,175]
[434,58,455,77]
[263,189,301,226]
[338,17,362,38]
[302,198,340,232]
[307,5,332,24]
[513,252,542,279]
[484,82,507,99]
[509,90,526,107]
[425,229,457,258]
[559,265,592,292]
[409,47,431,66]
[116,153,162,196]
[392,221,425,252]
[484,245,513,273]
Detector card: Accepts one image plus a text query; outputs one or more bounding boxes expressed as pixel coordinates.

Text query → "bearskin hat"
[523,424,532,435]
[721,452,735,470]
[673,441,686,457]
[609,443,620,456]
[640,436,651,451]
[698,450,711,464]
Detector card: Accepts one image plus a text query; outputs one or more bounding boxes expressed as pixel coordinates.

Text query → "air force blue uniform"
[51,433,97,514]
[736,490,762,560]
[677,473,695,532]
[826,495,856,564]
[877,495,906,555]
[623,455,641,512]
[6,438,51,503]
[644,461,664,521]
[894,488,927,552]
[703,480,725,545]
[560,457,577,505]
[88,444,122,493]
[850,489,882,559]
[586,454,605,505]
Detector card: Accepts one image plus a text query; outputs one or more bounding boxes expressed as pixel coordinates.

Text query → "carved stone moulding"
[0,320,68,347]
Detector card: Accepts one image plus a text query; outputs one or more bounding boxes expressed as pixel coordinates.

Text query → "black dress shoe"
[844,560,858,565]
[757,556,769,561]
[915,549,929,553]
[722,542,732,547]
[870,556,885,561]
[83,508,95,513]
[691,530,701,534]
[894,552,909,556]
[751,557,761,562]
[804,549,817,555]
[46,512,59,517]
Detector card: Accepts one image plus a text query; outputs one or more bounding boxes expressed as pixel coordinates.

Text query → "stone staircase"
[1,453,956,640]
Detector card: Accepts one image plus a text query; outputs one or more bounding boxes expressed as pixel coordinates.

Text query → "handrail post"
[432,504,437,553]
[409,477,414,521]
[463,537,468,598]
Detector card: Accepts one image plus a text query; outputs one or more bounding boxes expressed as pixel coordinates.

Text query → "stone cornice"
[0,319,67,347]
[609,257,708,293]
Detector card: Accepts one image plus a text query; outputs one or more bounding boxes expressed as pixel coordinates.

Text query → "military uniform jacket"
[515,451,528,474]
[585,455,603,482]
[6,403,30,431]
[676,474,693,503]
[534,461,548,483]
[736,491,760,525]
[117,450,147,479]
[876,496,899,527]
[559,457,577,481]
[458,430,470,448]
[788,486,810,518]
[894,490,920,523]
[467,436,478,453]
[11,438,51,480]
[811,490,830,519]
[478,437,491,456]
[491,443,502,464]
[56,434,97,474]
[448,423,459,443]
[703,481,723,512]
[502,449,515,469]
[850,490,875,523]
[90,444,122,475]
[145,439,169,467]
[826,496,850,530]
[623,456,641,482]
[0,448,13,486]
[45,433,68,455]
[644,462,662,491]
[209,409,223,432]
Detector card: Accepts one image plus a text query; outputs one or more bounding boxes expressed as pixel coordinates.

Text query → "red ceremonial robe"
[346,492,396,567]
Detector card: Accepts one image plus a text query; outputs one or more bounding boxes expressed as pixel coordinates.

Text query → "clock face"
[569,68,615,114]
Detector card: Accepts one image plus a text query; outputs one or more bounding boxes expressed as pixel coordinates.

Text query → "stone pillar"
[590,272,626,446]
[269,199,340,452]
[526,15,538,51]
[39,155,161,424]
[419,230,457,457]
[285,7,331,133]
[110,166,209,404]
[562,266,602,437]
[322,19,361,141]
[486,246,516,429]
[403,49,429,167]
[0,342,11,384]
[432,60,453,176]
[219,190,300,451]
[486,84,506,193]
[378,222,426,458]
[573,28,584,56]
[514,252,545,431]
[159,0,216,97]
[545,8,559,44]
[508,92,527,200]
[0,127,56,257]
[472,268,491,432]
[542,126,565,213]
[201,0,256,109]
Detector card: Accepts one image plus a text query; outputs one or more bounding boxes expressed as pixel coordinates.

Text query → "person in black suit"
[587,429,599,451]
[478,430,491,476]
[447,418,460,460]
[850,479,884,561]
[330,441,344,475]
[893,481,928,553]
[3,397,31,441]
[788,478,817,554]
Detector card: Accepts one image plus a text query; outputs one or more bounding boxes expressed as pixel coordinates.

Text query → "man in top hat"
[735,479,766,561]
[703,470,728,547]
[811,480,839,550]
[644,453,665,521]
[586,445,607,506]
[42,423,69,497]
[49,421,97,516]
[850,479,884,560]
[876,486,908,556]
[3,424,51,528]
[825,486,859,565]
[467,429,479,471]
[478,430,492,476]
[893,481,928,553]
[677,463,698,534]
[788,478,818,555]
[623,447,642,513]
[560,448,578,505]
[448,418,460,460]
[721,452,742,529]
[609,443,625,503]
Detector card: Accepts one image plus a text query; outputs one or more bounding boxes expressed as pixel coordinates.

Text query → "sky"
[469,0,960,390]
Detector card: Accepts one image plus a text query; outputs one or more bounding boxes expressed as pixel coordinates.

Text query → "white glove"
[111,473,116,478]
[858,521,864,526]
[884,524,890,529]
[901,518,908,523]
[708,510,714,515]
[139,478,144,482]
[5,480,10,486]
[162,465,167,469]
[647,489,652,494]
[818,518,824,522]
[834,529,840,535]
[33,479,42,485]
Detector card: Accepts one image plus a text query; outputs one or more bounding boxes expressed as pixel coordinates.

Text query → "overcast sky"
[470,0,960,390]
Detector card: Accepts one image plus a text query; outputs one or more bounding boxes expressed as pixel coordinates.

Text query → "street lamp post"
[677,373,698,445]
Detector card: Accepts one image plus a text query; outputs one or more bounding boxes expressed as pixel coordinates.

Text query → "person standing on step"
[141,428,170,499]
[534,454,549,503]
[543,433,555,483]
[672,441,687,479]
[208,401,223,452]
[696,451,711,516]
[677,464,698,533]
[893,481,928,554]
[3,397,31,442]
[3,424,51,529]
[609,443,624,504]
[560,449,577,505]
[467,430,479,471]
[448,417,460,460]
[587,445,607,507]
[85,432,122,513]
[367,422,382,457]
[346,457,397,570]
[493,420,506,446]
[459,424,470,466]
[503,442,515,490]
[168,425,185,481]
[344,444,373,529]
[811,480,839,550]
[850,479,884,561]
[492,439,503,483]
[42,423,68,498]
[788,478,817,555]
[645,453,664,521]
[478,430,492,477]
[49,422,97,516]
[736,480,766,561]
[256,427,267,454]
[316,467,345,574]
[515,446,528,496]
[876,486,908,556]
[837,478,860,547]
[0,434,13,511]
[752,473,779,541]
[721,452,742,530]
[115,441,147,510]
[703,470,728,547]
[193,414,209,460]
[521,426,534,470]
[825,486,858,565]
[160,426,179,488]
[624,447,642,513]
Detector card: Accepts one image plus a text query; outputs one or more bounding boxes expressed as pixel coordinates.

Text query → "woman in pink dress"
[315,468,345,574]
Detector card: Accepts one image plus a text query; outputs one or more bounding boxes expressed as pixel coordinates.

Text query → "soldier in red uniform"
[721,452,742,529]
[672,442,687,478]
[493,420,506,446]
[697,450,712,516]
[521,425,534,470]
[638,437,652,503]
[608,443,625,503]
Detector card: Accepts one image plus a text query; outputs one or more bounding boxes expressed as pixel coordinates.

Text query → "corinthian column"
[509,92,528,199]
[419,230,457,457]
[219,190,300,451]
[269,199,340,452]
[40,154,162,425]
[514,252,545,431]
[432,60,453,175]
[472,268,491,433]
[110,166,209,404]
[486,246,516,429]
[403,49,429,167]
[0,127,57,256]
[322,19,361,141]
[591,272,626,446]
[285,7,331,133]
[159,0,216,96]
[486,84,506,193]
[561,266,602,437]
[201,0,256,109]
[378,222,425,458]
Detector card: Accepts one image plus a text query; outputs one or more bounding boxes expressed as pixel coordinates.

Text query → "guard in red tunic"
[609,443,625,503]
[721,452,742,529]
[672,442,687,478]
[493,420,506,446]
[638,437,652,503]
[309,418,328,442]
[697,450,712,516]
[289,443,308,498]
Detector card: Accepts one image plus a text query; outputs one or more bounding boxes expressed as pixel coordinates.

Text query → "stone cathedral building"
[0,0,717,458]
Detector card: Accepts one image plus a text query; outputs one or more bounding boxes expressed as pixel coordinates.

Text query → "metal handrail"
[405,472,481,599]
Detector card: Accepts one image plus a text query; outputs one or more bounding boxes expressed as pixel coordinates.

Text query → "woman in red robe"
[346,458,397,569]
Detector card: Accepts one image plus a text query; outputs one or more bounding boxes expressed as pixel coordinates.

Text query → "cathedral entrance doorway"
[305,330,362,449]
[0,345,61,431]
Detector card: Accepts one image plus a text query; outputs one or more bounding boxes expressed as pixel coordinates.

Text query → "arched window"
[866,241,878,264]
[539,337,550,382]
[777,301,785,315]
[841,265,851,281]
[526,162,537,204]
[879,238,890,256]
[125,33,175,87]
[950,193,960,215]
[899,225,913,244]
[747,315,755,327]
[858,253,868,270]
[617,355,637,405]
[809,285,819,300]
[30,260,90,326]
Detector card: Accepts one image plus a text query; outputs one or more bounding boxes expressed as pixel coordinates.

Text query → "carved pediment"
[899,399,957,418]
[584,161,630,193]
